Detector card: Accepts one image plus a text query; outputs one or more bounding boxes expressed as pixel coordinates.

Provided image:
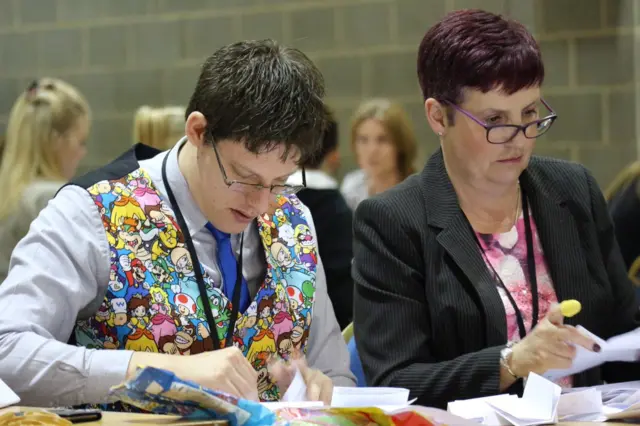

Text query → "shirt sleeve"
[301,204,356,387]
[0,185,134,407]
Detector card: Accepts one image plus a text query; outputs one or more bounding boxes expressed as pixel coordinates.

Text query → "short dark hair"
[417,9,544,107]
[186,39,326,165]
[304,109,338,169]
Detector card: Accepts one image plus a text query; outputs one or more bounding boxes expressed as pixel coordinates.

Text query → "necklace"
[512,181,521,229]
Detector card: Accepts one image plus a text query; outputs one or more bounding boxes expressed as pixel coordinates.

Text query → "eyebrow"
[483,100,540,115]
[231,162,294,182]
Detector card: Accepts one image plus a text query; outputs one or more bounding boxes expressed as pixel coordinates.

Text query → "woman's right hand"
[509,303,601,377]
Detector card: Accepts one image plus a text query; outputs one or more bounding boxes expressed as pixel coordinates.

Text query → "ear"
[185,112,208,149]
[424,98,449,137]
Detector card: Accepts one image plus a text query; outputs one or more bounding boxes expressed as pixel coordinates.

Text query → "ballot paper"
[330,386,412,408]
[0,378,19,409]
[545,325,640,381]
[280,368,307,402]
[448,373,562,426]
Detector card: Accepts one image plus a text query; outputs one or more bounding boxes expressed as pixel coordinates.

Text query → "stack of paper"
[448,373,561,426]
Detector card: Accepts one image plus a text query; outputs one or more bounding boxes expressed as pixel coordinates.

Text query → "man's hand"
[128,347,259,401]
[269,352,333,404]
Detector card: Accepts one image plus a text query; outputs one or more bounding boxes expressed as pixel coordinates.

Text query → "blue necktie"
[205,223,250,313]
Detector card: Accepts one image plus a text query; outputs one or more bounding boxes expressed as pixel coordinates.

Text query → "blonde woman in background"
[340,99,418,211]
[0,78,90,282]
[133,105,185,150]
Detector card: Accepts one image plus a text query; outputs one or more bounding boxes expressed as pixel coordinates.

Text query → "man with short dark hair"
[291,113,354,330]
[0,40,354,409]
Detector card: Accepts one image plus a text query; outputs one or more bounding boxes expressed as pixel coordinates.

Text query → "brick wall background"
[0,0,636,186]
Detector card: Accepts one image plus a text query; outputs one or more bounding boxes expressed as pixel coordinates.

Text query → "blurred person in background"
[0,78,90,283]
[133,105,186,150]
[606,163,640,286]
[340,99,417,211]
[290,109,354,329]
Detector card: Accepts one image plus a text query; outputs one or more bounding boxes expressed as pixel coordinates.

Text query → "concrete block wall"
[0,0,636,186]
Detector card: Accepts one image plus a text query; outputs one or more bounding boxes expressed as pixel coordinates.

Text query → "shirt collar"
[140,137,208,237]
[289,169,338,190]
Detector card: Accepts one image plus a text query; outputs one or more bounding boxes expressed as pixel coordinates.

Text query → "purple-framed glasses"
[442,99,558,144]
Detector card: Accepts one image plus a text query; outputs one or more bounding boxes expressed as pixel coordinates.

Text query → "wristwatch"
[500,343,518,379]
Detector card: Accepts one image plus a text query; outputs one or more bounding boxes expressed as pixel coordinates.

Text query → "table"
[0,407,228,425]
[0,407,635,425]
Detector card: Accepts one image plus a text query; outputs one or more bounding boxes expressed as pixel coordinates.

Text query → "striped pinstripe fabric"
[352,149,640,409]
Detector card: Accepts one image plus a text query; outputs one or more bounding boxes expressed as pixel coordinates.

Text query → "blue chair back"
[347,336,366,387]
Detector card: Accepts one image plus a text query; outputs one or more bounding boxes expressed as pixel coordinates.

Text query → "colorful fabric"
[74,167,318,404]
[476,211,572,388]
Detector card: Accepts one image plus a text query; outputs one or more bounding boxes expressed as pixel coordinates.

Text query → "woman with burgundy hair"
[352,9,640,408]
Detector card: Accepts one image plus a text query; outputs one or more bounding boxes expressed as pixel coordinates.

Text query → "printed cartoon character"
[278,223,295,248]
[294,224,317,269]
[170,247,198,295]
[257,296,274,329]
[127,294,150,330]
[151,227,178,260]
[116,216,145,259]
[111,196,146,228]
[110,298,128,326]
[89,181,116,214]
[197,291,230,342]
[253,352,279,401]
[174,293,198,327]
[158,335,179,355]
[271,242,294,270]
[276,331,294,359]
[108,265,128,298]
[128,172,162,211]
[125,329,158,352]
[148,287,178,345]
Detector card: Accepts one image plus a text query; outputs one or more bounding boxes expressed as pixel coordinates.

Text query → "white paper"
[280,368,307,402]
[448,394,514,425]
[330,386,410,408]
[556,388,603,421]
[0,378,19,409]
[545,326,640,381]
[488,373,561,426]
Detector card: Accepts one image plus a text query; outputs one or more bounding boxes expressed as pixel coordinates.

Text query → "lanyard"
[469,188,539,340]
[161,150,243,350]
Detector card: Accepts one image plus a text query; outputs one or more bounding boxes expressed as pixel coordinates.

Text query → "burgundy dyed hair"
[417,9,544,106]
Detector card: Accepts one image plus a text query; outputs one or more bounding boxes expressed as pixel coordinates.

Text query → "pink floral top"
[475,210,572,388]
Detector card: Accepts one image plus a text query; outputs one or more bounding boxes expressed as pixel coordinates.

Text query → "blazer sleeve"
[352,197,506,408]
[586,169,640,382]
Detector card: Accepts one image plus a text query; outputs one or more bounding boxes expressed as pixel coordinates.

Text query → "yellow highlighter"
[560,299,582,318]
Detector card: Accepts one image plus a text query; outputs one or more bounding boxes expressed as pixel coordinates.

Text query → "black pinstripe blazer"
[352,149,640,409]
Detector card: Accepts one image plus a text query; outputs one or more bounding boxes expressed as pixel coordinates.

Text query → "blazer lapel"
[421,150,507,345]
[520,163,584,326]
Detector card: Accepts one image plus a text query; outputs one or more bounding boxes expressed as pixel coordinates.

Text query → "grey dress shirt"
[0,144,354,407]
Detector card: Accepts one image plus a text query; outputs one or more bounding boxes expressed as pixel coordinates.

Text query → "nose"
[247,187,272,214]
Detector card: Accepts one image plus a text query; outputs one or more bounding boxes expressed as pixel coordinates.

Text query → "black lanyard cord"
[161,149,244,350]
[468,188,539,340]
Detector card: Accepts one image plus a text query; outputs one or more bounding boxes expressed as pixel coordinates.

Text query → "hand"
[128,347,259,401]
[509,303,601,377]
[269,352,333,404]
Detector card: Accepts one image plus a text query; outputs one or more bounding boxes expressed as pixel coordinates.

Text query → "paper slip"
[280,368,307,402]
[545,326,640,381]
[489,373,562,426]
[0,379,19,409]
[448,373,562,426]
[330,386,412,408]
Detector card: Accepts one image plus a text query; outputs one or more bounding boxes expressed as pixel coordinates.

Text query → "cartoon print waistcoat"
[72,160,318,407]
